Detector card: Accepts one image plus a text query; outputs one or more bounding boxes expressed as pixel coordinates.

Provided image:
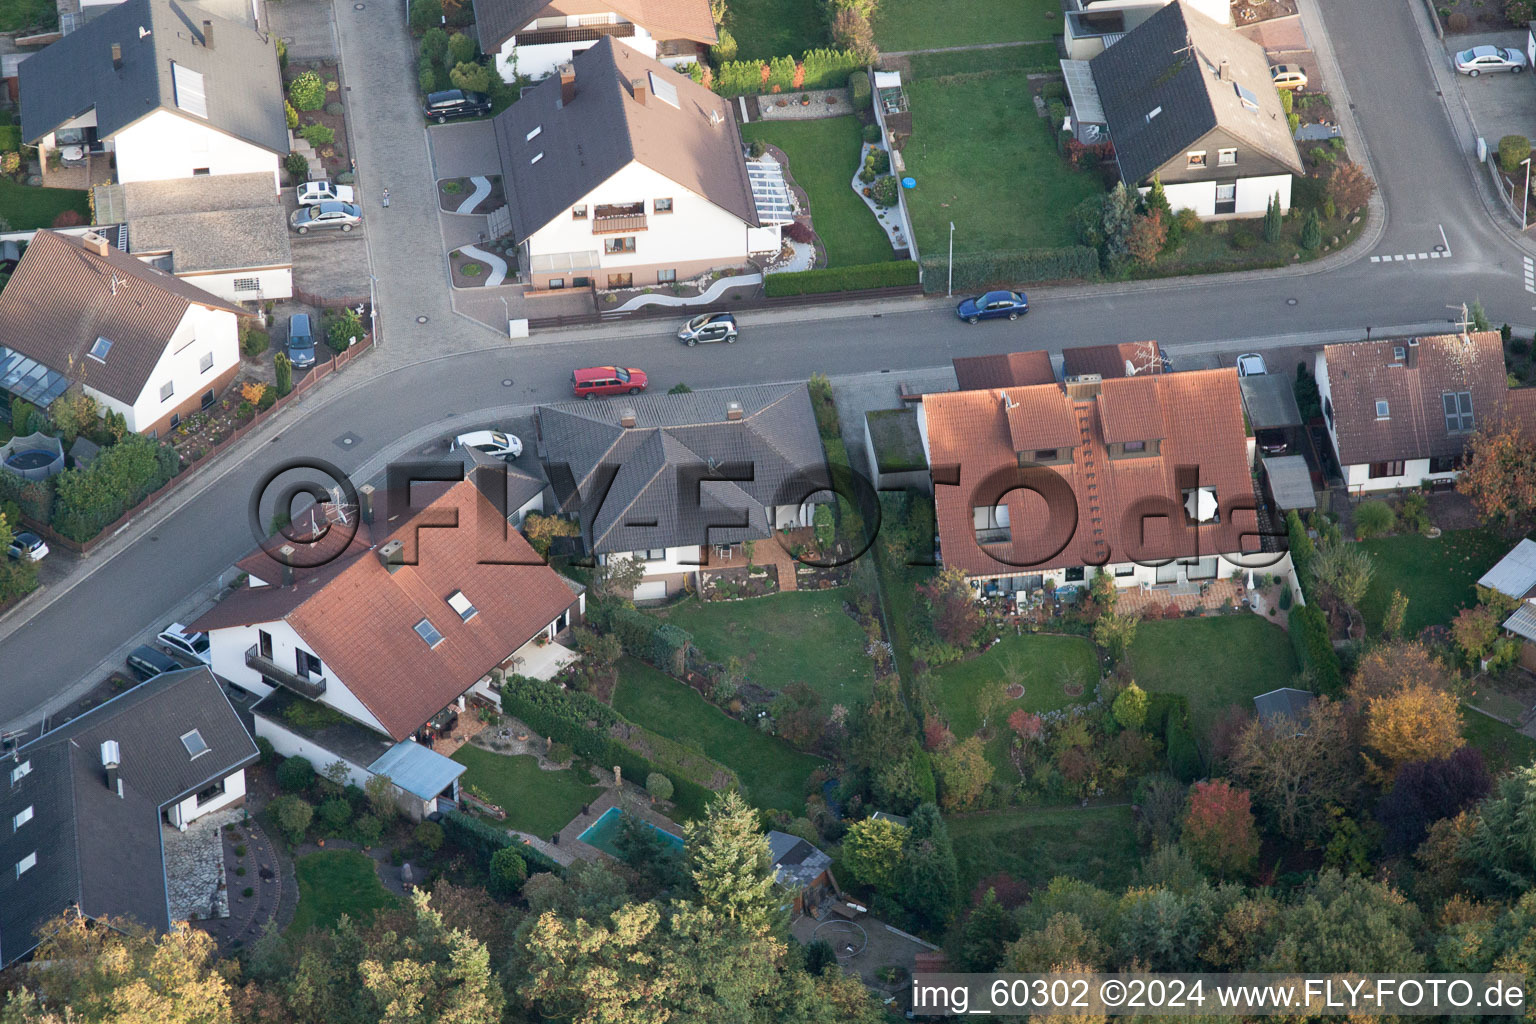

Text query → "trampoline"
[0,432,65,481]
[811,918,867,960]
[5,450,52,471]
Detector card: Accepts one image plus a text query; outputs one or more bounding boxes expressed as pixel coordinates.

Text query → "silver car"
[290,201,362,234]
[1455,45,1526,76]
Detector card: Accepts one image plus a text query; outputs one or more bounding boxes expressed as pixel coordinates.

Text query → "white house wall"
[969,550,1290,592]
[112,110,280,189]
[165,768,247,828]
[1342,458,1456,493]
[1234,174,1293,215]
[495,23,658,81]
[254,716,376,788]
[82,303,239,433]
[1149,173,1291,220]
[174,266,294,304]
[206,616,388,734]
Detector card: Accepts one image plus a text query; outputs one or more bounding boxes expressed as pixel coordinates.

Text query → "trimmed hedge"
[50,434,180,542]
[712,47,864,98]
[1285,510,1313,600]
[0,472,54,527]
[1288,603,1342,694]
[920,248,1099,292]
[442,810,560,875]
[765,261,919,297]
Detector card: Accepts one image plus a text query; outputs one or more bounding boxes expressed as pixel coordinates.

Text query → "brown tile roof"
[952,351,1056,390]
[1321,332,1515,466]
[197,480,581,740]
[0,230,247,405]
[925,368,1256,579]
[475,0,716,52]
[1099,375,1168,444]
[1062,341,1167,379]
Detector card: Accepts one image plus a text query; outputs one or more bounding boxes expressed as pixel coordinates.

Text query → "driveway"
[1444,28,1536,224]
[265,0,336,60]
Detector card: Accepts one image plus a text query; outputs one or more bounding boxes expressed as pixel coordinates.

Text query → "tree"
[829,8,877,64]
[593,554,646,598]
[447,29,475,64]
[1181,779,1259,877]
[269,795,312,844]
[1112,681,1149,730]
[449,61,491,94]
[48,387,98,443]
[420,25,448,63]
[1006,912,1105,972]
[917,566,982,649]
[1300,207,1322,250]
[841,816,908,890]
[1457,421,1536,532]
[1464,765,1536,898]
[645,771,674,802]
[1382,588,1409,639]
[520,512,578,557]
[1134,774,1186,849]
[1377,747,1491,855]
[1263,192,1282,242]
[684,790,781,932]
[849,678,931,810]
[1099,182,1138,265]
[1261,870,1424,973]
[933,735,993,812]
[1125,209,1166,267]
[489,846,528,898]
[1311,538,1373,609]
[1230,697,1358,843]
[1362,682,1464,781]
[274,352,293,397]
[1092,611,1139,662]
[958,887,1020,971]
[1328,160,1376,214]
[325,308,363,354]
[892,803,959,930]
[1349,639,1457,704]
[1144,174,1172,222]
[771,681,825,749]
[1452,604,1501,664]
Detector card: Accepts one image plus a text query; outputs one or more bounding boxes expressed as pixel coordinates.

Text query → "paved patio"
[704,528,815,592]
[791,908,937,991]
[1115,578,1247,615]
[505,639,578,680]
[163,806,243,923]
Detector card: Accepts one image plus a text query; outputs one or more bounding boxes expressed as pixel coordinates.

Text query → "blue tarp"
[367,740,466,801]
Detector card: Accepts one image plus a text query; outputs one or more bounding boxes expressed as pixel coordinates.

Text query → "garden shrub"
[1040,80,1067,100]
[420,26,448,63]
[450,61,492,95]
[1047,99,1067,127]
[353,813,383,845]
[326,308,364,353]
[284,101,298,130]
[288,71,325,112]
[1353,500,1395,539]
[489,847,528,897]
[652,623,692,674]
[408,0,442,32]
[786,220,814,244]
[764,261,919,296]
[0,473,53,526]
[920,248,1099,292]
[324,101,344,116]
[1499,134,1531,175]
[415,821,445,852]
[298,123,334,146]
[1164,713,1200,782]
[447,30,476,65]
[318,798,352,830]
[710,27,738,63]
[871,175,898,207]
[1288,603,1343,694]
[849,70,872,112]
[275,352,293,397]
[766,55,797,91]
[240,325,269,357]
[269,795,313,844]
[646,772,674,801]
[50,434,178,542]
[276,755,316,794]
[285,152,309,180]
[861,122,881,143]
[865,148,890,175]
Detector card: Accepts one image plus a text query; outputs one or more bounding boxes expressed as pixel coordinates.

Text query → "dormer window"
[1393,346,1406,362]
[1123,440,1147,452]
[1034,449,1058,461]
[447,590,478,622]
[414,618,445,647]
[88,337,112,362]
[1375,400,1390,420]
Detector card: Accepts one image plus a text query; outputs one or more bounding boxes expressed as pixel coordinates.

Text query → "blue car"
[956,290,1029,323]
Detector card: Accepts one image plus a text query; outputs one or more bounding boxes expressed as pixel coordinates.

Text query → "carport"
[1240,373,1303,431]
[1060,60,1108,142]
[1261,454,1317,513]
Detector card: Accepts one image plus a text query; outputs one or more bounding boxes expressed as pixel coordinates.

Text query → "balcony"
[246,645,327,700]
[512,21,635,47]
[592,212,647,235]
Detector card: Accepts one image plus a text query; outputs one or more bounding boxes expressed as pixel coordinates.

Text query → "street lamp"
[1523,157,1531,229]
[367,274,379,350]
[500,296,511,338]
[947,221,955,298]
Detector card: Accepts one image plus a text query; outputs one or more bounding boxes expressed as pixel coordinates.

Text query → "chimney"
[558,63,576,108]
[278,545,295,586]
[201,19,213,47]
[358,483,375,524]
[378,538,405,574]
[1217,58,1231,82]
[100,740,120,795]
[630,75,647,106]
[111,42,122,70]
[1064,374,1103,401]
[1405,337,1419,369]
[619,408,637,428]
[725,401,743,422]
[80,231,109,257]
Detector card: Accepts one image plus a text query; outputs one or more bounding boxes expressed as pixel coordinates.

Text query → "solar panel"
[172,63,208,118]
[648,71,679,109]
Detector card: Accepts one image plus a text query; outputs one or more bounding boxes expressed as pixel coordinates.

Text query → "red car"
[572,366,647,399]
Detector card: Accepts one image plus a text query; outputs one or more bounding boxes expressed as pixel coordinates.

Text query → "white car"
[451,429,523,460]
[296,180,356,206]
[1455,45,1526,76]
[1236,353,1268,377]
[6,531,47,562]
[157,623,212,665]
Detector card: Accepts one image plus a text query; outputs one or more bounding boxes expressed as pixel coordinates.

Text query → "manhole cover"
[1435,243,1447,252]
[1286,298,1298,306]
[501,378,514,387]
[334,432,361,449]
[353,2,364,7]
[417,315,429,323]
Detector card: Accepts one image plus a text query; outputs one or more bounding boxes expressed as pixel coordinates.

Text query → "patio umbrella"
[1184,487,1218,522]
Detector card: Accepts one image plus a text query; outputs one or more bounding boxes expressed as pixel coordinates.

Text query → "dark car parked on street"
[956,290,1029,323]
[126,644,180,681]
[424,89,492,123]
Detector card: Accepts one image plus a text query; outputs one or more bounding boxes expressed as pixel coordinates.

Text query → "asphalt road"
[2,0,1534,732]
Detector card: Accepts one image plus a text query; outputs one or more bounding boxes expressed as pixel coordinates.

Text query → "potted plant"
[800,94,811,106]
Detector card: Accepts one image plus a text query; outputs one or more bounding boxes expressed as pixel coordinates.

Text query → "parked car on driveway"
[296,180,356,206]
[6,531,47,562]
[157,623,211,665]
[290,201,361,234]
[1456,45,1526,75]
[677,312,739,346]
[1256,429,1289,456]
[1269,65,1308,90]
[956,290,1029,323]
[573,366,647,399]
[287,313,315,368]
[451,429,523,460]
[1236,353,1268,377]
[424,89,492,123]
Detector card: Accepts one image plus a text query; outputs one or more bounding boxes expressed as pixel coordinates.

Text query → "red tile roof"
[1061,341,1166,379]
[952,351,1057,390]
[925,368,1257,578]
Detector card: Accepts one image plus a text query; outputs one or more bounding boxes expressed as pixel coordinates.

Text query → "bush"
[1231,230,1257,250]
[50,435,178,543]
[240,325,269,357]
[298,123,334,147]
[764,261,919,296]
[288,71,325,112]
[326,308,364,353]
[353,813,383,845]
[450,61,492,95]
[408,0,442,32]
[318,798,352,830]
[1300,208,1322,251]
[1040,80,1067,100]
[414,821,445,852]
[270,795,313,844]
[255,736,276,766]
[489,846,528,897]
[861,122,881,143]
[1354,500,1395,539]
[276,756,316,794]
[1447,10,1468,29]
[546,741,573,764]
[1288,603,1343,693]
[871,175,898,207]
[646,772,674,801]
[1499,134,1531,174]
[284,153,309,180]
[1047,99,1067,127]
[1165,713,1200,782]
[710,27,738,63]
[284,101,298,130]
[864,147,889,175]
[448,30,476,64]
[786,220,814,244]
[274,352,293,397]
[920,247,1099,292]
[420,26,448,64]
[849,70,872,112]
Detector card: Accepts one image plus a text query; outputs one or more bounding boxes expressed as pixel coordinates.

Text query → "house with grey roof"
[535,382,830,600]
[0,667,258,968]
[21,0,287,188]
[473,0,716,82]
[493,37,787,293]
[1086,0,1302,218]
[766,830,837,916]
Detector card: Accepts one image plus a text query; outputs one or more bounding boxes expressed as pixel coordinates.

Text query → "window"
[1218,148,1236,166]
[607,273,633,288]
[15,852,35,877]
[447,589,478,621]
[1114,564,1136,577]
[656,268,677,283]
[1393,346,1406,362]
[603,236,637,254]
[196,778,226,805]
[9,760,30,785]
[168,413,181,430]
[200,388,215,410]
[181,729,210,759]
[1375,399,1390,419]
[1430,454,1463,473]
[548,278,565,289]
[160,381,175,402]
[1214,182,1236,213]
[88,336,112,362]
[414,618,445,647]
[654,197,673,213]
[1442,391,1474,433]
[1235,82,1260,112]
[1324,397,1334,427]
[1123,440,1147,453]
[12,806,32,831]
[146,429,158,441]
[526,125,542,141]
[1368,461,1406,479]
[1033,448,1058,461]
[296,649,323,677]
[233,277,259,293]
[572,205,587,220]
[192,167,210,176]
[1064,567,1085,582]
[1187,151,1207,168]
[199,352,214,373]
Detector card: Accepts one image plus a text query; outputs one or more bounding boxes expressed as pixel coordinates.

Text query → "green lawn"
[875,0,1060,51]
[1357,529,1509,635]
[655,589,876,706]
[1462,710,1536,776]
[450,746,602,838]
[949,805,1139,897]
[739,117,895,268]
[286,850,399,936]
[724,0,828,61]
[1128,616,1299,740]
[612,658,823,812]
[902,71,1103,260]
[0,178,90,231]
[0,0,54,33]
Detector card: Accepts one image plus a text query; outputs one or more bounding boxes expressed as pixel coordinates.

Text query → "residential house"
[1061,340,1169,379]
[1478,539,1536,672]
[1314,331,1520,494]
[1085,0,1303,217]
[21,0,287,188]
[920,364,1271,594]
[0,667,258,968]
[1063,0,1228,59]
[537,383,829,601]
[767,830,837,916]
[93,172,293,303]
[493,37,787,293]
[0,229,247,437]
[190,477,584,819]
[473,0,716,82]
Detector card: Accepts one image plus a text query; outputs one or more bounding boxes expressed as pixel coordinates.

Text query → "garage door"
[633,580,668,601]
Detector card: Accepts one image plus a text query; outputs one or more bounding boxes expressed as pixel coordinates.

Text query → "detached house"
[21,0,287,188]
[1085,0,1302,217]
[0,229,246,437]
[473,0,716,82]
[0,667,258,968]
[494,37,785,293]
[192,478,584,820]
[537,383,829,601]
[1314,332,1528,493]
[921,362,1267,595]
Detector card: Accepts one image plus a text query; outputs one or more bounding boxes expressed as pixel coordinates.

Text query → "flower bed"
[283,60,351,180]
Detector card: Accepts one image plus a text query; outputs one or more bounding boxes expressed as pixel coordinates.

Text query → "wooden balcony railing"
[512,21,635,47]
[592,213,647,234]
[245,645,327,700]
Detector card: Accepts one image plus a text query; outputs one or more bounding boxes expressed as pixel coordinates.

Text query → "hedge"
[1285,510,1314,600]
[442,810,560,875]
[50,434,179,542]
[765,261,919,297]
[1165,713,1201,782]
[1288,603,1342,694]
[920,248,1099,292]
[712,47,864,98]
[0,472,54,527]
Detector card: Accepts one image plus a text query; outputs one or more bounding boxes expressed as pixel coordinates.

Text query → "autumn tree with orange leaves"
[1457,421,1536,533]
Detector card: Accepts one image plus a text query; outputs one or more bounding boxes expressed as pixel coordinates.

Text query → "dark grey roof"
[1090,0,1302,185]
[537,383,827,554]
[1252,686,1315,725]
[21,0,288,155]
[1240,373,1303,429]
[0,667,258,967]
[766,829,832,891]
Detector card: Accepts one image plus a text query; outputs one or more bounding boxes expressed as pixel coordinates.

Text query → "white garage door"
[633,580,668,602]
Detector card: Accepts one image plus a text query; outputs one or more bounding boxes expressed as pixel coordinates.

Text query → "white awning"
[1060,59,1106,125]
[1185,486,1218,522]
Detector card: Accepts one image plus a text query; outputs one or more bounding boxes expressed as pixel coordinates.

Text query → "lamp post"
[500,296,511,338]
[947,221,955,298]
[367,274,379,349]
[1523,156,1531,229]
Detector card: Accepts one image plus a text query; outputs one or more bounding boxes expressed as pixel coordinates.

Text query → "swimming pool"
[576,806,684,858]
